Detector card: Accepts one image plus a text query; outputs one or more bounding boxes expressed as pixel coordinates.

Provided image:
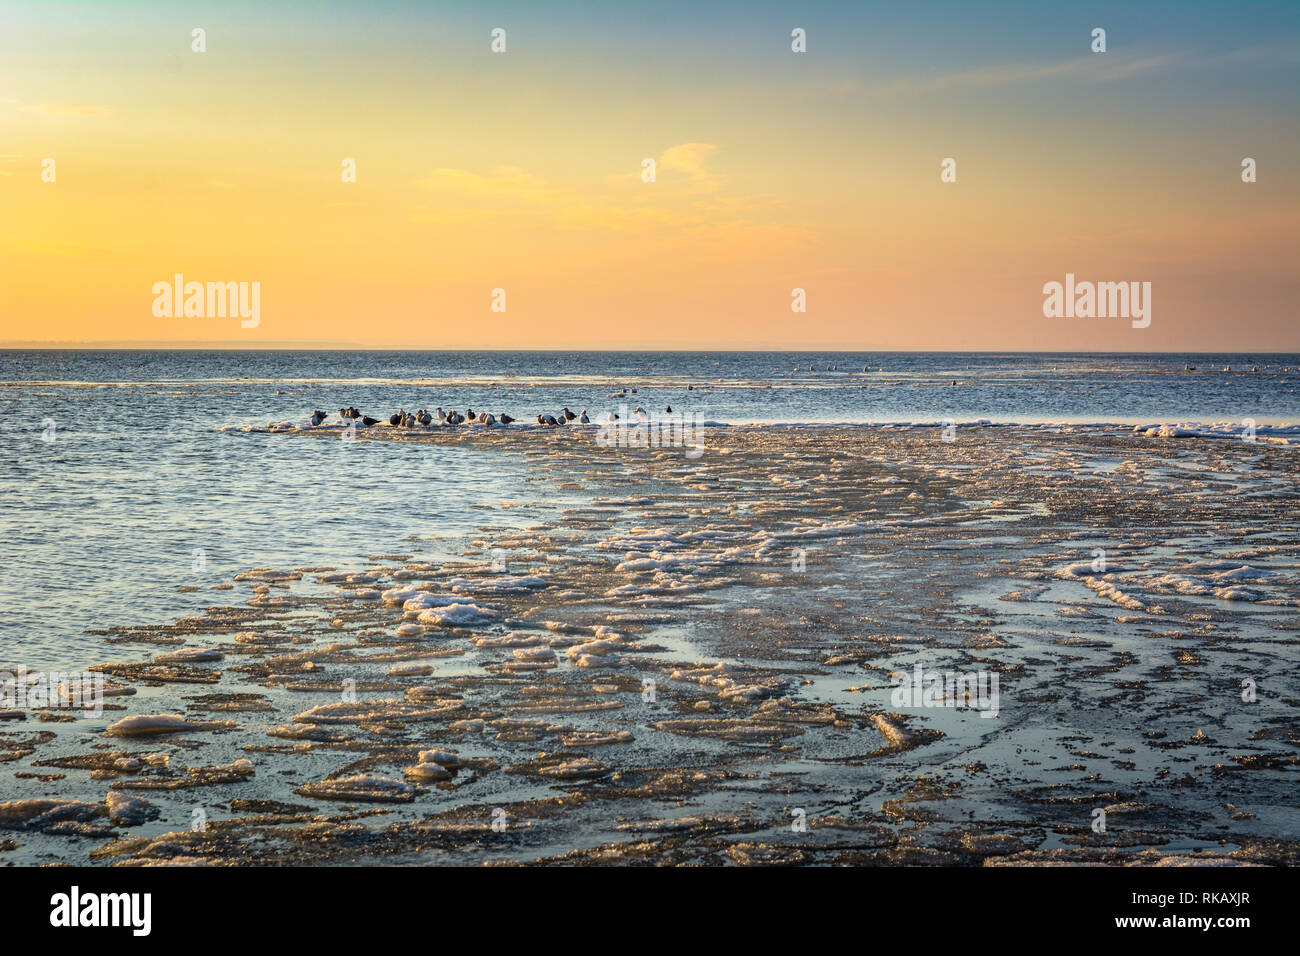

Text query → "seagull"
[484,413,497,426]
[389,410,403,426]
[499,414,515,424]
[579,410,589,423]
[665,405,672,413]
[436,407,447,425]
[562,407,576,420]
[466,408,475,421]
[361,416,379,427]
[310,410,327,426]
[417,409,432,426]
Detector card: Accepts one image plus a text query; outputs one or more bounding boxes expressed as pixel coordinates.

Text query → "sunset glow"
[2,1,1297,348]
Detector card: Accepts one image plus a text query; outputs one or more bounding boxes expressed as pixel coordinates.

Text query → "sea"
[3,349,1298,670]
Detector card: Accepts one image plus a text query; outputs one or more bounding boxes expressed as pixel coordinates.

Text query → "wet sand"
[2,423,1298,865]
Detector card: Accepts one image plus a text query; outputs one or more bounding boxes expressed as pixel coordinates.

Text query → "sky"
[1,0,1297,350]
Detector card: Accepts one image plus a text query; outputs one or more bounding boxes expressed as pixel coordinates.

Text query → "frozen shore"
[2,424,1297,865]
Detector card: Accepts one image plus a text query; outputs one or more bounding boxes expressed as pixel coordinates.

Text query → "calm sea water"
[2,350,1297,669]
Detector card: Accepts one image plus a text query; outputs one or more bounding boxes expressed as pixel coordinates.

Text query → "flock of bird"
[310,405,618,429]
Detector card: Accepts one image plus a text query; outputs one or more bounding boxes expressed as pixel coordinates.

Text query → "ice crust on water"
[448,575,549,594]
[382,586,421,605]
[104,713,237,736]
[153,648,223,664]
[1059,558,1287,608]
[297,774,416,803]
[106,791,159,826]
[401,593,465,614]
[389,663,435,676]
[417,602,497,626]
[0,798,105,829]
[13,419,1300,867]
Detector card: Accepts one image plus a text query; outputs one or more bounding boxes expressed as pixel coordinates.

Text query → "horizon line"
[2,344,1299,356]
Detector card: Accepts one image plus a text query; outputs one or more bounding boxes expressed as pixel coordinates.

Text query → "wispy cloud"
[19,102,113,117]
[604,142,725,192]
[414,145,811,251]
[417,166,569,207]
[861,52,1183,97]
[657,143,724,190]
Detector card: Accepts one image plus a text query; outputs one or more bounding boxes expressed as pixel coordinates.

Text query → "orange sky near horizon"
[1,2,1297,351]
